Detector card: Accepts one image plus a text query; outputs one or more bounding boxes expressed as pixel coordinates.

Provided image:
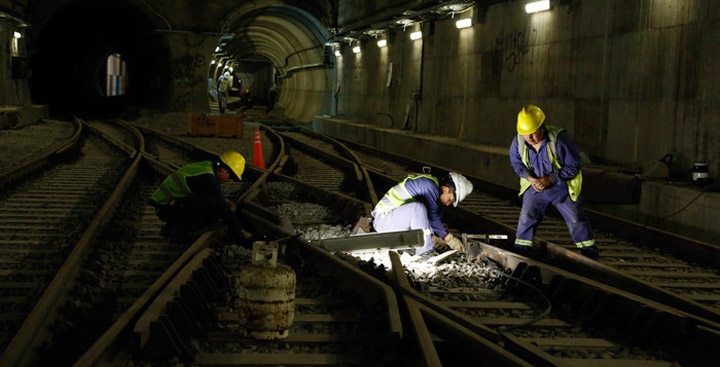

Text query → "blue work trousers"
[372,202,433,255]
[515,189,594,248]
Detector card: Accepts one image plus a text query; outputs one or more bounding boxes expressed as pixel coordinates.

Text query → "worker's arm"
[509,137,533,179]
[554,131,582,181]
[407,178,448,239]
[510,138,545,191]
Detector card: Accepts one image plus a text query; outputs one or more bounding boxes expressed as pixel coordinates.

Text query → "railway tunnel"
[1,0,720,366]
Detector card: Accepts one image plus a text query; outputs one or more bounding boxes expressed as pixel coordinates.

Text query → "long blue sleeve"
[403,177,448,239]
[509,137,532,179]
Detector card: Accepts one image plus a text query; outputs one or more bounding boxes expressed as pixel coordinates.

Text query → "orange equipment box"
[187,113,243,138]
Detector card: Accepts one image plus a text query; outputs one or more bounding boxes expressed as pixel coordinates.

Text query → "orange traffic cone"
[253,128,265,168]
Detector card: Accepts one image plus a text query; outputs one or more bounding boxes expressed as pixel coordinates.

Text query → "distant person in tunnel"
[241,88,253,113]
[266,86,278,115]
[216,71,231,113]
[371,172,473,257]
[149,151,251,245]
[509,105,598,260]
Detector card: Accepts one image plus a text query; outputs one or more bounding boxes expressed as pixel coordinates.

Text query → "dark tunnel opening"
[31,0,171,119]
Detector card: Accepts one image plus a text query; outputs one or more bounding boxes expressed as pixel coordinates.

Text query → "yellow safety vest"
[373,174,439,216]
[150,161,215,205]
[517,125,583,202]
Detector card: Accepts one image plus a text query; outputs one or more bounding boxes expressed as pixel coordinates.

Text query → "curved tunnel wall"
[220,6,333,122]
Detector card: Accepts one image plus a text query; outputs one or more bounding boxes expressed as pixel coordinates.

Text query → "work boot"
[580,245,600,260]
[511,244,533,257]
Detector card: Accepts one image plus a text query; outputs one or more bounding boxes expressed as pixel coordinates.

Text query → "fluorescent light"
[211,60,216,64]
[525,0,550,13]
[352,46,361,53]
[410,31,422,40]
[215,46,220,52]
[218,63,223,67]
[334,50,341,57]
[13,31,21,38]
[456,18,472,29]
[377,39,387,48]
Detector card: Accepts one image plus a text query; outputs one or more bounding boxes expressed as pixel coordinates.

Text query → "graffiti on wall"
[171,54,206,111]
[491,30,531,74]
[171,92,192,112]
[173,54,206,85]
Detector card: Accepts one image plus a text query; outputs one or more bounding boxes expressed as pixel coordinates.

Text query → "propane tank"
[233,241,295,340]
[691,162,710,186]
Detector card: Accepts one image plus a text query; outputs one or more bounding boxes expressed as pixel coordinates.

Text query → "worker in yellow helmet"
[510,105,598,260]
[150,151,250,244]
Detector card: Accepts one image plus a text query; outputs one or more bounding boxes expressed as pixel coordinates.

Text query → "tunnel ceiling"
[218,5,331,72]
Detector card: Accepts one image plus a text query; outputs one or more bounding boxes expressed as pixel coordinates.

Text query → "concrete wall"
[333,0,720,179]
[0,1,31,107]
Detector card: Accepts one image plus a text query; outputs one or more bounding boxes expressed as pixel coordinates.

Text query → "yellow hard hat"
[516,105,546,135]
[219,151,246,180]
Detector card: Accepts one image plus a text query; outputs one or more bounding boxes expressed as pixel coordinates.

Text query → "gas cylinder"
[691,162,710,186]
[233,241,295,340]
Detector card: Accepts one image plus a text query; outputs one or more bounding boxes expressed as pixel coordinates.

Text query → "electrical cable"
[659,187,708,220]
[489,267,552,331]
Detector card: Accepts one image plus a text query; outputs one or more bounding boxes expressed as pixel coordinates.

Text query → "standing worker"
[372,171,473,257]
[149,151,250,244]
[266,86,278,114]
[509,105,598,259]
[216,71,231,113]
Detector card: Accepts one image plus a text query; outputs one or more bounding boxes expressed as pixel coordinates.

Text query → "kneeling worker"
[372,172,473,256]
[510,105,598,259]
[150,151,249,244]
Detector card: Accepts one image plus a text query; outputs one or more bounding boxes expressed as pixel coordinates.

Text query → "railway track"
[71,126,718,366]
[0,119,76,177]
[388,246,717,367]
[4,116,717,366]
[0,122,133,364]
[0,118,283,366]
[314,131,720,323]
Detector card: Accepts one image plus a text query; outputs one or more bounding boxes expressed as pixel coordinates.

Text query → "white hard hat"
[449,172,472,207]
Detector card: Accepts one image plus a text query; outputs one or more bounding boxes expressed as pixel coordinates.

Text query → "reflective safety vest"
[151,161,215,205]
[517,125,583,202]
[373,174,439,216]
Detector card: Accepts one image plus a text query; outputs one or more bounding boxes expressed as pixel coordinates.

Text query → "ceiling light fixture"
[352,46,361,53]
[377,39,387,48]
[410,31,422,40]
[455,18,472,29]
[525,0,550,13]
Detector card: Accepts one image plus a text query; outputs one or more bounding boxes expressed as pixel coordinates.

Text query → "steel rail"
[328,135,720,325]
[0,120,142,366]
[73,123,288,366]
[389,246,719,367]
[0,118,82,192]
[277,126,379,205]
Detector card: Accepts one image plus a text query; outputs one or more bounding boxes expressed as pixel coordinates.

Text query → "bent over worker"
[372,172,473,256]
[149,151,249,244]
[509,105,598,260]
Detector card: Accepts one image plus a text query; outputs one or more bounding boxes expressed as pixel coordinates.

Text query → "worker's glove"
[445,233,466,252]
[240,229,253,240]
[432,235,446,250]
